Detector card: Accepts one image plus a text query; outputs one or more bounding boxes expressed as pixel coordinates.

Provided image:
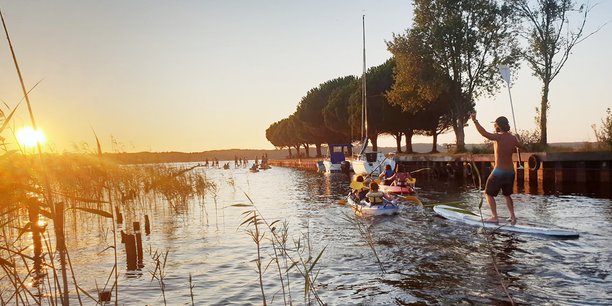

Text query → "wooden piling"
[115,206,123,224]
[134,222,144,268]
[124,234,137,270]
[99,290,112,303]
[144,215,151,236]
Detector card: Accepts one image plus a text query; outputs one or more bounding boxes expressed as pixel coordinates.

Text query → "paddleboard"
[433,205,579,238]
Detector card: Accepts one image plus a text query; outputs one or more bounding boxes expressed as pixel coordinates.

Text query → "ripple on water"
[15,165,610,305]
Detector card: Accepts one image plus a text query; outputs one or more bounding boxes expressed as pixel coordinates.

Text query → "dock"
[270,151,612,196]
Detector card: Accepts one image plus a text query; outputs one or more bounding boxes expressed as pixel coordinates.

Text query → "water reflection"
[2,164,611,305]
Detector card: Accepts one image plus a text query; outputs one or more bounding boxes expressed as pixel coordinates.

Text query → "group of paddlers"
[350,164,414,205]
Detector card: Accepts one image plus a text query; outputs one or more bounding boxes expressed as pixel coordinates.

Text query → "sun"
[16,127,46,148]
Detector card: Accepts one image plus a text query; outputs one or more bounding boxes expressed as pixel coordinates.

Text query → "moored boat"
[322,143,353,173]
[351,152,395,177]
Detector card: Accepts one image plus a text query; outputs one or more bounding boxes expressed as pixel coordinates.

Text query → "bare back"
[473,120,519,170]
[491,132,519,170]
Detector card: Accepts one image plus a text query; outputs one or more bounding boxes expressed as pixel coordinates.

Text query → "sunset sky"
[1,1,610,153]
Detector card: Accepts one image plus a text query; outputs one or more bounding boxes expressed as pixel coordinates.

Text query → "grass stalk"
[469,156,516,305]
[1,10,69,305]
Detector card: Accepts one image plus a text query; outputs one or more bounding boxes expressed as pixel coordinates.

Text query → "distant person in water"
[471,112,520,225]
[379,164,396,185]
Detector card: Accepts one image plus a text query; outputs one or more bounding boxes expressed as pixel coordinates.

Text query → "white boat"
[351,151,395,177]
[349,15,396,177]
[322,143,353,173]
[347,193,399,216]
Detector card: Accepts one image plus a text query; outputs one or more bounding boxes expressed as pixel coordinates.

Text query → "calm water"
[23,164,612,305]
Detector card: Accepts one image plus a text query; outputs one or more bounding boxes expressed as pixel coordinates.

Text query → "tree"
[363,59,404,151]
[323,77,360,142]
[508,0,598,145]
[389,0,519,151]
[592,108,612,149]
[387,29,455,152]
[295,77,356,150]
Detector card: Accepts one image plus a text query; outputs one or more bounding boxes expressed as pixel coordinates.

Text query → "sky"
[0,1,611,153]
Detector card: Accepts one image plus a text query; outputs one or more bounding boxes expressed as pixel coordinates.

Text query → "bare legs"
[484,193,517,225]
[484,194,498,223]
[504,195,516,225]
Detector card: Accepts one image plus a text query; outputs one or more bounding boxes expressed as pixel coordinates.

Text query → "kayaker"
[378,164,396,185]
[366,182,393,205]
[471,112,520,225]
[351,175,370,200]
[392,166,413,187]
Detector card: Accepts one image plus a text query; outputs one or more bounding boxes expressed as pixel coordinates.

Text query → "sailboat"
[350,15,395,177]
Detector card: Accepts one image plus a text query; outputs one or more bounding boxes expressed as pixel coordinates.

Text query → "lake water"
[10,163,612,305]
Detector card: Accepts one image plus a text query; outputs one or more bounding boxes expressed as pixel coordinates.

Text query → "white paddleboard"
[433,205,579,238]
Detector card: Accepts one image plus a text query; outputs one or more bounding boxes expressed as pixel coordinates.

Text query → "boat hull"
[347,194,399,216]
[379,184,415,195]
[323,160,352,173]
[351,152,395,176]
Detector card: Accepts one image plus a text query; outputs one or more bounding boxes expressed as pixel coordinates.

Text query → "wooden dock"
[270,151,611,196]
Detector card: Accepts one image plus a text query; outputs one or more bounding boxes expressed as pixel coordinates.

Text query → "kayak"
[379,184,415,195]
[347,194,399,216]
[433,205,579,238]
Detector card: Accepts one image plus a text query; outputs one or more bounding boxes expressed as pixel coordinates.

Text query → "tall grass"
[234,193,326,306]
[0,151,216,304]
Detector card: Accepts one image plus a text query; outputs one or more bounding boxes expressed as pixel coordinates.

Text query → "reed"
[149,249,169,306]
[341,213,386,274]
[469,156,516,305]
[234,193,326,306]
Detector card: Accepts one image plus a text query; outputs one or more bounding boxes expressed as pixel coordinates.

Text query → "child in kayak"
[351,175,370,200]
[366,182,393,205]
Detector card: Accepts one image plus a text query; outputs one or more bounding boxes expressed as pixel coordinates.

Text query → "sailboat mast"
[361,14,368,142]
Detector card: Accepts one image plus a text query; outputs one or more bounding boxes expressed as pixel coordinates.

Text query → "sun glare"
[16,127,46,148]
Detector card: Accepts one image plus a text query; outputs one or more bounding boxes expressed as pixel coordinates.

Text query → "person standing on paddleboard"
[470,112,520,225]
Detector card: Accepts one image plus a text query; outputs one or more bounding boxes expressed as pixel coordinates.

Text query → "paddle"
[350,181,365,190]
[409,168,432,174]
[497,65,524,169]
[394,194,422,205]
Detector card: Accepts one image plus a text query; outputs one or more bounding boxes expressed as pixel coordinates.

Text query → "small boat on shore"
[347,194,399,216]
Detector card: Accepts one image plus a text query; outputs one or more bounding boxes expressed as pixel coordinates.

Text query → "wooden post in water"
[554,161,564,187]
[134,222,144,268]
[99,290,112,303]
[144,215,151,236]
[576,161,587,183]
[124,234,137,270]
[601,161,610,184]
[116,206,123,224]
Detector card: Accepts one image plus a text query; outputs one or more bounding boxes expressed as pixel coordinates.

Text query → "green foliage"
[593,108,612,149]
[469,143,493,154]
[508,0,595,144]
[389,0,519,151]
[517,128,546,152]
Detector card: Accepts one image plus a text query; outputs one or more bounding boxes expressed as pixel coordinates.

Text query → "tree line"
[266,0,598,157]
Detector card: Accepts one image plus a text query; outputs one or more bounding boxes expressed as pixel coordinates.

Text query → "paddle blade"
[400,195,421,205]
[350,181,364,190]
